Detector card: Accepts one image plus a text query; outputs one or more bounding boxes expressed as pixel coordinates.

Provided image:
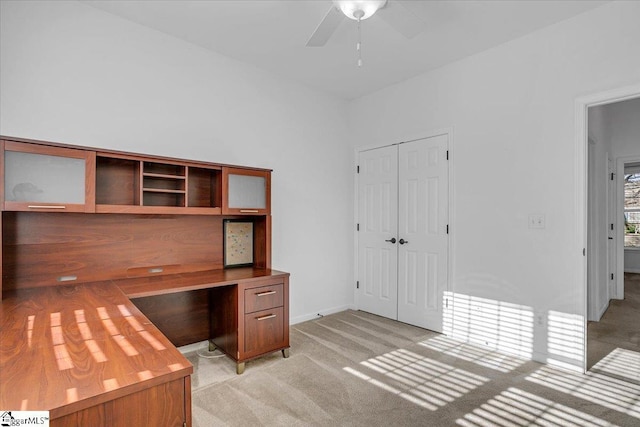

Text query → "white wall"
[0,0,354,323]
[348,1,640,369]
[624,244,640,274]
[608,98,640,159]
[625,251,640,274]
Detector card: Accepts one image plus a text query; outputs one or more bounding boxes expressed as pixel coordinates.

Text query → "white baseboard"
[597,300,610,321]
[290,304,356,325]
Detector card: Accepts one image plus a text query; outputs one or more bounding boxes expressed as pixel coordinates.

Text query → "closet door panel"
[397,135,449,331]
[357,146,398,319]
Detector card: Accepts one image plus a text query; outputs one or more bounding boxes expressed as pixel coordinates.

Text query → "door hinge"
[357,223,360,231]
[583,248,586,256]
[446,150,449,160]
[445,297,449,309]
[611,273,614,280]
[611,172,615,180]
[610,223,614,231]
[446,224,449,234]
[357,165,360,173]
[356,281,360,289]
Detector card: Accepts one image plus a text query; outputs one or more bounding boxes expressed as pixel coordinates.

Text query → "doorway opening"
[582,91,640,383]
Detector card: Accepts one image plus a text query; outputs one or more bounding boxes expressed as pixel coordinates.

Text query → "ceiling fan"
[306,0,427,48]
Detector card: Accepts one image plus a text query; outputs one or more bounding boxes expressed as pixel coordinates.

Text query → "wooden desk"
[0,283,193,427]
[118,268,291,374]
[0,137,289,425]
[0,268,290,426]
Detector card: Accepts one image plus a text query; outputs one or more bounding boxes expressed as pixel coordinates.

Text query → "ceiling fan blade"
[306,6,344,47]
[379,0,427,39]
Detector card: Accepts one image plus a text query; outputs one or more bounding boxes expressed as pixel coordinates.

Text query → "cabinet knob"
[399,239,408,245]
[385,238,396,244]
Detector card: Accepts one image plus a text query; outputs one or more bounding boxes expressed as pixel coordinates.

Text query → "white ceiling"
[82,0,609,100]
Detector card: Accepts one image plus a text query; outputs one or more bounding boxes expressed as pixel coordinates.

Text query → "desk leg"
[282,348,289,358]
[208,339,216,352]
[236,362,245,375]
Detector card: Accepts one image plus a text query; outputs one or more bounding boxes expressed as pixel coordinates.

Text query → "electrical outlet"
[528,214,545,229]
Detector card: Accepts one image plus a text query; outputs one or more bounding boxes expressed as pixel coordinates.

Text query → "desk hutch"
[0,136,290,427]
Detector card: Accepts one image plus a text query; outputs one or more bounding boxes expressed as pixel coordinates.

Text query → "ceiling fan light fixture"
[333,0,387,21]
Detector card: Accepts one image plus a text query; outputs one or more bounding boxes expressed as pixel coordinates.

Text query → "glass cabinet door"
[223,167,270,215]
[2,141,96,212]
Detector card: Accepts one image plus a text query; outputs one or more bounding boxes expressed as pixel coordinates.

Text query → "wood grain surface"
[2,212,224,290]
[131,289,210,347]
[2,213,275,292]
[0,283,193,420]
[116,267,288,299]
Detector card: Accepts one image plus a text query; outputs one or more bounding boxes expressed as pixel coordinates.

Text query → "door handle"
[399,239,408,245]
[385,238,396,244]
[608,237,613,240]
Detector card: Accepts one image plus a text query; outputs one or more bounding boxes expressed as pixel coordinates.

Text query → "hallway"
[588,273,640,384]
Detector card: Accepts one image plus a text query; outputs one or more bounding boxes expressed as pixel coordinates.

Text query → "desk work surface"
[0,283,193,417]
[116,267,289,298]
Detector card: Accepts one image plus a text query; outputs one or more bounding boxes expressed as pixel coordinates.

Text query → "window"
[624,172,640,248]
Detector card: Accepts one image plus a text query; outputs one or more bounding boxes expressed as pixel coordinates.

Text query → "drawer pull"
[256,290,276,297]
[256,314,276,321]
[239,209,259,213]
[28,205,66,209]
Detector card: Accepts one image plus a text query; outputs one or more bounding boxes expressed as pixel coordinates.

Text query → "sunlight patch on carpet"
[344,348,489,410]
[526,365,640,419]
[456,387,615,427]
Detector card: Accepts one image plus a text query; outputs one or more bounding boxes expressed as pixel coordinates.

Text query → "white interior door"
[357,145,398,320]
[397,135,449,331]
[357,135,449,331]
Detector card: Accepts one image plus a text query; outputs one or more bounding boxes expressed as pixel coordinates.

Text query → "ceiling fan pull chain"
[357,14,363,67]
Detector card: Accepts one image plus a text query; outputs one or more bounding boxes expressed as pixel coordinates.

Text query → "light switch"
[528,214,545,229]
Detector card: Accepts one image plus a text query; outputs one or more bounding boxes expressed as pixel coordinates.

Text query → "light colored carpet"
[186,310,640,426]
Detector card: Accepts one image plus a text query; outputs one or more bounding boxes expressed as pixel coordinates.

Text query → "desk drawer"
[244,306,285,355]
[244,283,283,313]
